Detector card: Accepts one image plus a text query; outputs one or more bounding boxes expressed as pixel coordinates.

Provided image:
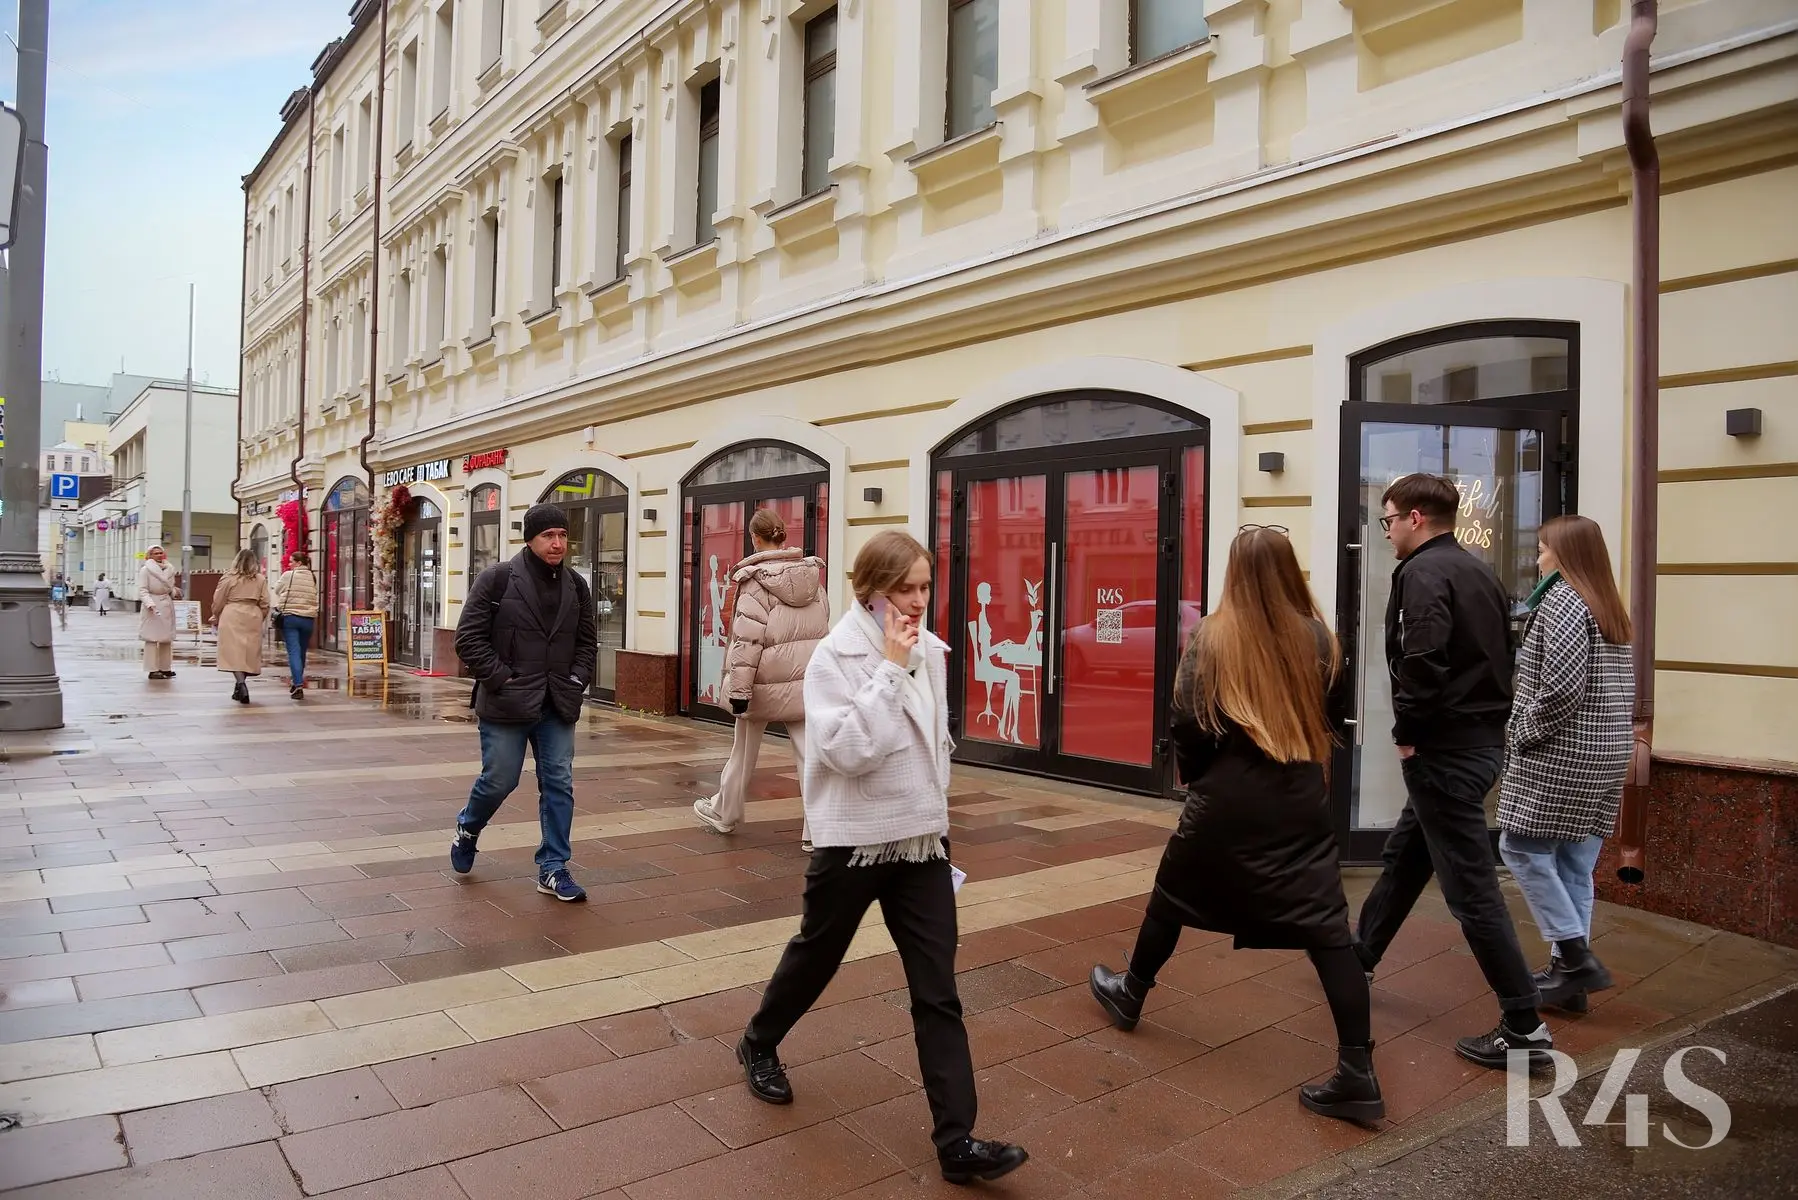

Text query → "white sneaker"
[693,796,735,835]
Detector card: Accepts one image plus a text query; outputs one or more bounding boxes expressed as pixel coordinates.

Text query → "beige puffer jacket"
[724,548,828,723]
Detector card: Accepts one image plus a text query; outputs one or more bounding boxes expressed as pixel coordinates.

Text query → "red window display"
[933,471,952,637]
[1058,465,1161,766]
[694,501,746,707]
[1180,445,1207,646]
[961,475,1046,750]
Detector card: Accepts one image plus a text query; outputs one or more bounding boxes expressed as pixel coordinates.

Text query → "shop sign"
[95,519,110,533]
[278,489,300,502]
[245,500,274,517]
[378,459,452,489]
[124,512,139,528]
[462,448,509,472]
[347,610,389,676]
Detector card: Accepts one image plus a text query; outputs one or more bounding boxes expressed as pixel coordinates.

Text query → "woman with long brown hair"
[1498,515,1634,1013]
[210,548,270,704]
[1090,526,1383,1122]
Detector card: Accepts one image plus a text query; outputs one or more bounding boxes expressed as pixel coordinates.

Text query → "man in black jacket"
[449,503,598,902]
[1354,473,1550,1070]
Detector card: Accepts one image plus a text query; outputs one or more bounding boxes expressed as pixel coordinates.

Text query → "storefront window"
[939,394,1198,458]
[1360,328,1572,406]
[541,469,630,701]
[320,477,371,650]
[469,484,501,579]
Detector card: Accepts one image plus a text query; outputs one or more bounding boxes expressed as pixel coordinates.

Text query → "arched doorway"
[394,497,443,667]
[1332,319,1579,859]
[543,470,629,701]
[930,391,1209,793]
[681,442,829,721]
[319,477,371,651]
[249,523,269,575]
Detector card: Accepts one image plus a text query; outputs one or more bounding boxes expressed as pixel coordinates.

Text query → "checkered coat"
[1497,580,1635,841]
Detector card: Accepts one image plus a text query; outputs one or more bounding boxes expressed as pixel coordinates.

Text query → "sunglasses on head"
[1238,524,1290,536]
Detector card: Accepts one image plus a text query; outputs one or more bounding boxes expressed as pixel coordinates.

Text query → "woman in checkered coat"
[1498,515,1634,1014]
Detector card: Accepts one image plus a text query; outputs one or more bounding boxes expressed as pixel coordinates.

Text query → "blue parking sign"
[50,473,79,500]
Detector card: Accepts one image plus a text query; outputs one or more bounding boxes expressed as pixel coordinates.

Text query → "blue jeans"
[456,715,576,874]
[281,615,316,688]
[1499,831,1605,944]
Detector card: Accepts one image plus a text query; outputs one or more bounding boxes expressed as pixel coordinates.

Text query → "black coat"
[1384,532,1514,750]
[455,550,598,725]
[1145,620,1352,951]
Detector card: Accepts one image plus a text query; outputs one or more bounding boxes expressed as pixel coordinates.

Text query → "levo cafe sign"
[378,458,452,489]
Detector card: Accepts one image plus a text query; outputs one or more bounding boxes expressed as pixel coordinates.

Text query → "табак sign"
[347,610,388,677]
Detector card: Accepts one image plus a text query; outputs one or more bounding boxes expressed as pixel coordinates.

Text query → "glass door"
[948,451,1181,792]
[692,500,747,715]
[593,508,627,699]
[395,501,441,667]
[1333,408,1568,859]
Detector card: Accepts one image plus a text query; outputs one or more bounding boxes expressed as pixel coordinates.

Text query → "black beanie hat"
[522,503,570,542]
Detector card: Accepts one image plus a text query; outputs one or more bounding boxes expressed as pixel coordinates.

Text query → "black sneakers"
[1456,1019,1554,1070]
[449,826,479,874]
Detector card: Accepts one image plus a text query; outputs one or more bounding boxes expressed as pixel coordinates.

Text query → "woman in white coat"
[91,574,113,616]
[732,531,1028,1186]
[137,546,179,679]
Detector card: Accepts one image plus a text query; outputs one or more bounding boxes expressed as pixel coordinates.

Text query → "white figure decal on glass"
[967,577,1045,745]
[699,553,729,704]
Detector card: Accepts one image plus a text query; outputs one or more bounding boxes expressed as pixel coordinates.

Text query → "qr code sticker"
[1097,608,1124,645]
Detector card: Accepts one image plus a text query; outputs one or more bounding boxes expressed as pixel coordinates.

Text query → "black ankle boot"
[1089,964,1150,1031]
[1533,958,1589,1013]
[1553,937,1614,991]
[1299,1043,1384,1122]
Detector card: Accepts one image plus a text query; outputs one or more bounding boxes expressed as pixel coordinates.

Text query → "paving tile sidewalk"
[2,610,1795,1197]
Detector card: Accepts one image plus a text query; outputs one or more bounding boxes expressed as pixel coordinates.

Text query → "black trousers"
[745,849,976,1151]
[1355,746,1540,1013]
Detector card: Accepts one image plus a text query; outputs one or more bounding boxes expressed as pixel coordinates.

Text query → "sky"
[1,0,351,391]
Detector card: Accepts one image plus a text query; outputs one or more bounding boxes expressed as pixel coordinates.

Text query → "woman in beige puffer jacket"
[694,509,828,842]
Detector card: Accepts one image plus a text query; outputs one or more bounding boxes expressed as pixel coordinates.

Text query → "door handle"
[1044,541,1058,696]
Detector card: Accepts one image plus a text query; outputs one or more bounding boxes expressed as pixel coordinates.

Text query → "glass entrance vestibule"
[1331,320,1580,862]
[930,392,1210,795]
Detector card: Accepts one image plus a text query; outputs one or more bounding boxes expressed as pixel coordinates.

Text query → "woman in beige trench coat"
[211,549,270,704]
[138,546,179,680]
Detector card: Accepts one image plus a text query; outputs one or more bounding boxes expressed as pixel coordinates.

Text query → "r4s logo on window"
[1095,588,1125,606]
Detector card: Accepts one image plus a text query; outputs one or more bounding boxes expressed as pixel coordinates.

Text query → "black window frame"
[549,173,564,295]
[801,7,838,198]
[695,78,721,246]
[613,133,633,281]
[946,0,999,140]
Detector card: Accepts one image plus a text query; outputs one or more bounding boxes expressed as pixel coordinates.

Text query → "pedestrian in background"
[1352,473,1550,1071]
[273,550,320,700]
[138,546,179,680]
[734,530,1029,1186]
[1498,515,1633,1013]
[50,574,68,630]
[450,503,598,903]
[694,508,827,849]
[92,574,112,616]
[1089,526,1383,1123]
[211,549,270,704]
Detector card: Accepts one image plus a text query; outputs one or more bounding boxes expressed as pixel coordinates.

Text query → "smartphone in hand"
[869,594,892,628]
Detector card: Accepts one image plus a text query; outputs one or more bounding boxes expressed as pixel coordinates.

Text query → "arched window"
[680,442,830,719]
[319,476,372,651]
[928,391,1208,793]
[540,469,630,701]
[249,523,269,570]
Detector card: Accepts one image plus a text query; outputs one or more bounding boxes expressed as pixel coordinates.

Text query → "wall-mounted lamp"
[861,487,883,504]
[1258,452,1286,474]
[641,508,658,523]
[1726,408,1763,438]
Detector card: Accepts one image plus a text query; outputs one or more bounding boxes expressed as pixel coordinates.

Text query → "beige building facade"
[240,0,1797,933]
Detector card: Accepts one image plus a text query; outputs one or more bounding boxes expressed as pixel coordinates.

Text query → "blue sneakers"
[537,868,587,902]
[449,825,479,874]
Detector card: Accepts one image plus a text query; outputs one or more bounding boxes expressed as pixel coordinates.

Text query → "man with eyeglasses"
[1353,473,1550,1072]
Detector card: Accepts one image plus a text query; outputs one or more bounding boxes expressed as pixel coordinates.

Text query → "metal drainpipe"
[231,187,250,511]
[356,0,390,496]
[1616,0,1659,885]
[290,88,317,555]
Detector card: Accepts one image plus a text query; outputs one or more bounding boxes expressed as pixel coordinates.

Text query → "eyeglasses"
[1238,524,1290,536]
[1378,513,1405,531]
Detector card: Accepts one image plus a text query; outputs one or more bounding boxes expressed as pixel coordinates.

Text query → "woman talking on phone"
[733,530,1028,1186]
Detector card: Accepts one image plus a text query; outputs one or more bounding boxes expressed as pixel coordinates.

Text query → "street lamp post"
[0,0,63,732]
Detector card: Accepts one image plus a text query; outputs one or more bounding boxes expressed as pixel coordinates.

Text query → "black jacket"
[1384,533,1513,750]
[1149,618,1353,951]
[456,549,598,725]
